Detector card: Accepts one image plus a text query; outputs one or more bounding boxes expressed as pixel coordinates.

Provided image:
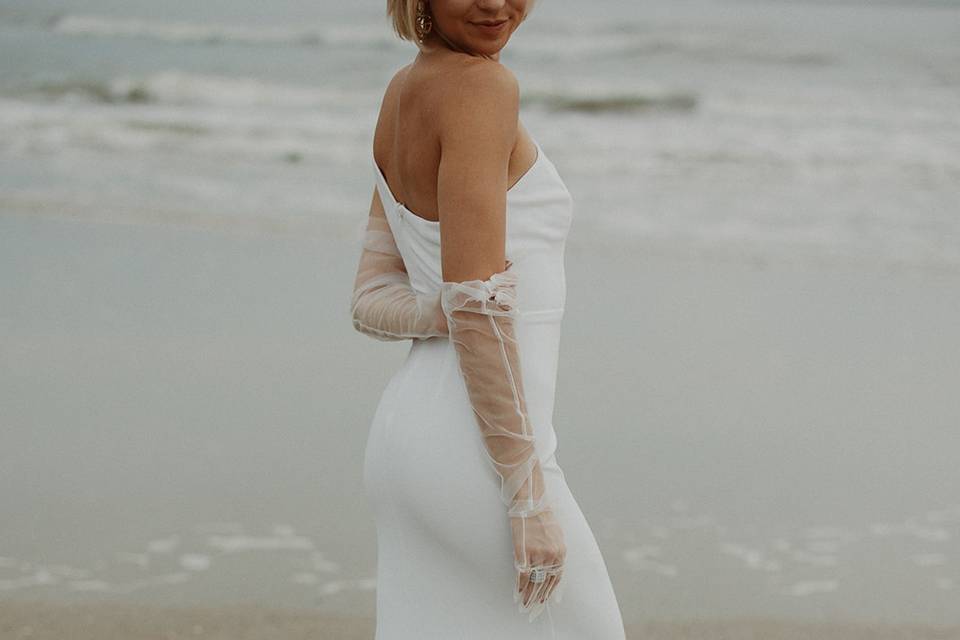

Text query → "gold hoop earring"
[415,0,433,43]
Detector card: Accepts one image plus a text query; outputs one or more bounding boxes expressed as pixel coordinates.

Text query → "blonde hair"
[386,0,537,48]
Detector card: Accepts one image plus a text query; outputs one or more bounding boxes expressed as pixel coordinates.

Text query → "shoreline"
[2,212,958,630]
[1,205,957,279]
[2,600,960,640]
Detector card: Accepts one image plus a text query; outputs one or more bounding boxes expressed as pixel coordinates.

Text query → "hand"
[511,506,566,615]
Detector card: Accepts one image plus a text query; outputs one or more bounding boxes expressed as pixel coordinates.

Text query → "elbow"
[350,293,367,336]
[350,298,370,337]
[350,296,401,342]
[351,310,374,338]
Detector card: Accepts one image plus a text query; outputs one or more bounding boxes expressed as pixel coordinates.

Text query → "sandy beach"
[3,209,959,631]
[3,600,960,640]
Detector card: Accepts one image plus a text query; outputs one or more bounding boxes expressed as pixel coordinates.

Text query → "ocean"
[1,0,958,269]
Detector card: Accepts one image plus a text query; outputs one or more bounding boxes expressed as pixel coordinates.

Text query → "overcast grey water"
[2,0,959,269]
[1,0,959,628]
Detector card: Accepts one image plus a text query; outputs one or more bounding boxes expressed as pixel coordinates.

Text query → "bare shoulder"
[456,57,518,93]
[388,62,414,90]
[373,64,414,134]
[437,59,519,140]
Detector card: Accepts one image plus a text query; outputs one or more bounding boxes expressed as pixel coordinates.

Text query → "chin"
[476,43,506,56]
[463,23,514,52]
[469,34,511,55]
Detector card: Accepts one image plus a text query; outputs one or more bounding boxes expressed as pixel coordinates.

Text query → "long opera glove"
[440,261,566,622]
[350,200,448,341]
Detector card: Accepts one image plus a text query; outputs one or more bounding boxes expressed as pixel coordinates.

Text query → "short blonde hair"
[386,0,419,44]
[386,0,537,47]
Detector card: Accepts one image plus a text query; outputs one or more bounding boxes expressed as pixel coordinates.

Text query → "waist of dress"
[518,307,565,324]
[411,307,564,345]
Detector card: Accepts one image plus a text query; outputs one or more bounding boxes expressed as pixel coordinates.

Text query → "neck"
[424,27,497,61]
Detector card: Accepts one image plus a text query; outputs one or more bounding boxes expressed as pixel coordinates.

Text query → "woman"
[350,1,626,636]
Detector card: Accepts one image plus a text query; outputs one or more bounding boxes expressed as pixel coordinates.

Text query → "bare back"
[372,52,538,225]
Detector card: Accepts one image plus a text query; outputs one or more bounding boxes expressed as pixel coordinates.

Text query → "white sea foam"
[869,520,952,541]
[51,14,396,50]
[518,23,833,66]
[206,533,314,552]
[179,553,212,571]
[291,572,319,584]
[21,70,370,109]
[311,551,341,573]
[0,570,60,590]
[720,542,781,572]
[318,577,377,595]
[622,546,679,577]
[272,524,298,537]
[912,553,947,567]
[146,535,180,553]
[47,13,831,67]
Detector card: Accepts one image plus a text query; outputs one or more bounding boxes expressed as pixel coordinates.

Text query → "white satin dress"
[363,137,626,639]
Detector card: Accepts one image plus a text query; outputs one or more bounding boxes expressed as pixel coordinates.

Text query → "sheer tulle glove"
[440,261,566,621]
[350,203,448,341]
[509,463,566,620]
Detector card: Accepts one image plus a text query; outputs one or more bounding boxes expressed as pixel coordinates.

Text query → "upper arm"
[365,183,406,266]
[353,184,406,292]
[367,182,392,237]
[436,62,519,284]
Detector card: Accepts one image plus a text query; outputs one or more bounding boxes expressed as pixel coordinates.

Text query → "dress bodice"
[372,138,574,322]
[371,135,575,473]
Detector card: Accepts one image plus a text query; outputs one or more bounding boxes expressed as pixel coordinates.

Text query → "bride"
[350,1,627,636]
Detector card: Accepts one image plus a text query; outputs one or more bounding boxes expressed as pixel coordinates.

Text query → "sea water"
[1,0,958,269]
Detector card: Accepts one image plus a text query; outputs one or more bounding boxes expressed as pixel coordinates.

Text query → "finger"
[531,575,546,603]
[537,579,551,605]
[517,569,530,600]
[544,571,562,603]
[524,568,546,608]
[522,577,536,608]
[525,570,550,608]
[539,574,556,603]
[517,569,529,606]
[534,574,550,604]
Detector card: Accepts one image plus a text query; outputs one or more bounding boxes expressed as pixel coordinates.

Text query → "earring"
[415,0,433,43]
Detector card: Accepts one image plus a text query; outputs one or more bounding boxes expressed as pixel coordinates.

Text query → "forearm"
[441,266,549,517]
[350,202,447,341]
[351,274,447,342]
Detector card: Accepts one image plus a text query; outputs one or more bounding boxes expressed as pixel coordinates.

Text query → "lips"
[473,19,507,33]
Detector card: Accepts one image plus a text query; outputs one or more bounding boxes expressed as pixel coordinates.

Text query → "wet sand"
[2,600,960,640]
[2,211,959,629]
